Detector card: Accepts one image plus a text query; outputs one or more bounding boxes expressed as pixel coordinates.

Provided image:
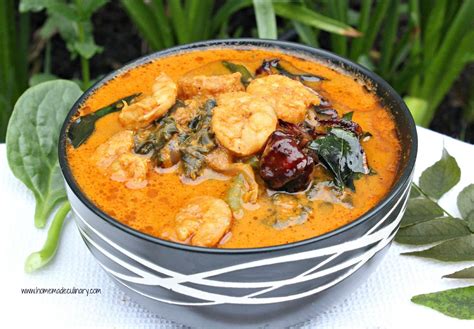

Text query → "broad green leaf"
[457,184,474,221]
[29,73,58,87]
[252,0,277,39]
[74,40,102,60]
[443,266,474,279]
[6,80,82,228]
[403,234,474,261]
[418,148,461,200]
[399,198,445,227]
[395,217,470,245]
[411,286,474,319]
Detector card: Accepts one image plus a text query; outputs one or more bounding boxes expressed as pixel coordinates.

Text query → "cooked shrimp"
[94,130,134,170]
[211,92,277,156]
[178,72,244,99]
[119,73,177,129]
[247,74,320,124]
[206,147,258,203]
[93,130,150,189]
[172,196,232,247]
[108,153,149,189]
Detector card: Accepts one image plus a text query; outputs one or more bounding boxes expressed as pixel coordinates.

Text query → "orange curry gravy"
[67,48,401,248]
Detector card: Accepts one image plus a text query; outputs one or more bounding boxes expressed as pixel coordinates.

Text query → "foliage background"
[1,0,473,143]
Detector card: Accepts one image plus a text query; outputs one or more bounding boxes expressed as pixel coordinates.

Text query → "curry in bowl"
[66,48,401,249]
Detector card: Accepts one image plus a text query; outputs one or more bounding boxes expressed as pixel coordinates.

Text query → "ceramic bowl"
[58,39,417,328]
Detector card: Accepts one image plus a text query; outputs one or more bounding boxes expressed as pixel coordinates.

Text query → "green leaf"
[273,2,361,37]
[409,185,421,198]
[418,148,461,200]
[395,217,470,245]
[458,184,474,222]
[411,286,474,320]
[252,0,277,39]
[6,80,82,228]
[308,128,369,190]
[29,73,58,87]
[443,266,474,279]
[403,234,474,261]
[222,61,253,86]
[74,40,102,60]
[399,197,445,227]
[68,93,140,148]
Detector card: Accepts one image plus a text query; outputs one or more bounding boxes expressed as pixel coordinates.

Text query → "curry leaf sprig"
[6,80,83,272]
[395,147,474,320]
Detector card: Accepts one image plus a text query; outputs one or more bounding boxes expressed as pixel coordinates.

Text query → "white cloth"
[1,127,473,329]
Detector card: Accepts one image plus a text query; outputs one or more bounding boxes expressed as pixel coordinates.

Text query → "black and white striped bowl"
[58,39,417,328]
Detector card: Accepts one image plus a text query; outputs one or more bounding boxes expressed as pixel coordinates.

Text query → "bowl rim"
[58,38,418,254]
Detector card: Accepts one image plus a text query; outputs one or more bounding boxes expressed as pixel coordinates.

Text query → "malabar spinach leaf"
[411,286,474,320]
[6,80,82,228]
[402,234,474,261]
[419,148,461,200]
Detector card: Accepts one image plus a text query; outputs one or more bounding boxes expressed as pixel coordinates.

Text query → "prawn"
[211,92,277,156]
[119,73,177,129]
[170,196,233,247]
[178,72,244,99]
[247,74,320,124]
[93,130,150,189]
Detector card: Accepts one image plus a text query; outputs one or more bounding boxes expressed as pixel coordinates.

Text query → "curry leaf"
[457,184,474,222]
[411,286,474,320]
[399,197,445,227]
[222,61,253,86]
[395,217,470,245]
[418,148,461,200]
[409,185,421,198]
[308,127,369,190]
[68,93,140,148]
[402,234,474,261]
[6,80,82,228]
[443,266,474,279]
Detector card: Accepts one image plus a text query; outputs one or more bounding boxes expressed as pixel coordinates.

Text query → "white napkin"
[1,127,473,329]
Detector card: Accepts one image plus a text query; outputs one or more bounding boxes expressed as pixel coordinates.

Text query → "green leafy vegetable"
[411,286,474,320]
[395,217,470,245]
[68,93,140,148]
[6,80,82,228]
[308,127,369,190]
[222,61,253,86]
[443,266,474,279]
[418,148,461,200]
[180,99,217,179]
[24,201,71,273]
[399,197,445,227]
[402,234,474,261]
[134,117,178,158]
[457,184,474,222]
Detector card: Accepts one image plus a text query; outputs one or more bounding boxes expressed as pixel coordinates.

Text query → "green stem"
[25,201,71,273]
[412,183,455,218]
[76,15,90,89]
